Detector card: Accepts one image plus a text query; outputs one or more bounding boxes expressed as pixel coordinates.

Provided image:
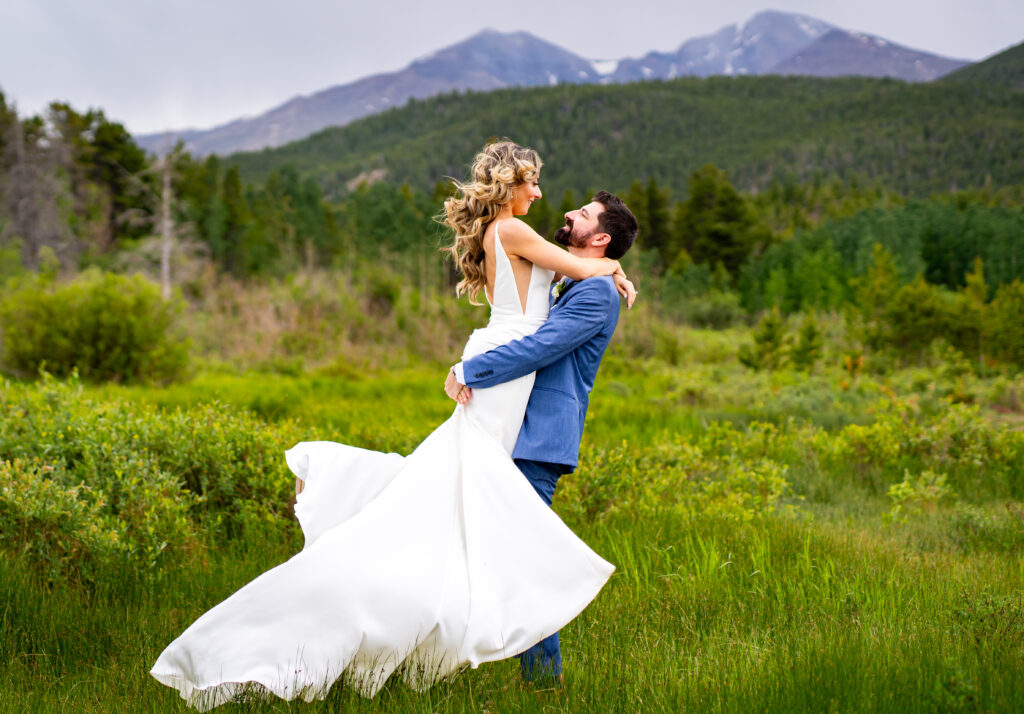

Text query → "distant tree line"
[3,92,1024,370]
[739,197,1024,312]
[0,95,149,272]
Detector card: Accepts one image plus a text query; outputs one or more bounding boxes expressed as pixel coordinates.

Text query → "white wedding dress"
[150,225,615,710]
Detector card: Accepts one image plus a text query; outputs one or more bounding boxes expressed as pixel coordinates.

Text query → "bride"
[150,141,633,709]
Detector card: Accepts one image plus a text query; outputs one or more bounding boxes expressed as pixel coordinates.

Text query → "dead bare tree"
[0,110,79,270]
[114,144,206,298]
[160,152,173,299]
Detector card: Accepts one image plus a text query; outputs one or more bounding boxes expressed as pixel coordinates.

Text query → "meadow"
[2,319,1023,713]
[4,46,1024,710]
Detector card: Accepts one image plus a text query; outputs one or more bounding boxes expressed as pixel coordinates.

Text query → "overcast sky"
[1,1,1021,135]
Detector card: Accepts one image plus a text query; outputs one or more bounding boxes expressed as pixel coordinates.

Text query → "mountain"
[605,10,835,81]
[136,12,978,157]
[943,40,1024,89]
[770,29,969,80]
[602,13,968,83]
[137,30,598,156]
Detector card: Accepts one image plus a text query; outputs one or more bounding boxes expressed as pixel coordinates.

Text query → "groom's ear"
[589,232,611,249]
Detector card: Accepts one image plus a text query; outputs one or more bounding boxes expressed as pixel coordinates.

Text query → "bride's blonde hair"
[442,140,542,304]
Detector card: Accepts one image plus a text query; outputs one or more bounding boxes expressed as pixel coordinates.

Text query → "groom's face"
[554,201,606,248]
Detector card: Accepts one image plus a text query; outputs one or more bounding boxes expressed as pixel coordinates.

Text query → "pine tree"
[671,165,768,280]
[851,243,899,351]
[219,165,248,275]
[958,257,989,367]
[985,280,1024,366]
[883,275,956,361]
[739,306,788,370]
[790,311,824,372]
[625,180,647,241]
[644,177,671,261]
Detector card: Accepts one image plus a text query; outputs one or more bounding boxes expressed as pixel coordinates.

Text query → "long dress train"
[150,225,615,709]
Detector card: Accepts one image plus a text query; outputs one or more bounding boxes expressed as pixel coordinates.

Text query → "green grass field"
[2,330,1023,712]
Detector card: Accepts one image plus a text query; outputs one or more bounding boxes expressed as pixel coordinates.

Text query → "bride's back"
[482,219,552,322]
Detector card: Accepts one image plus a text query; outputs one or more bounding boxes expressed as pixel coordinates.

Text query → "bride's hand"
[444,368,472,405]
[613,270,637,309]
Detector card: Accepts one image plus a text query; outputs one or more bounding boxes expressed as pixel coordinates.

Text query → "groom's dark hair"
[593,191,638,260]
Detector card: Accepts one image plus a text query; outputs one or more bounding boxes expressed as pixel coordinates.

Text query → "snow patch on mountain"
[591,59,619,75]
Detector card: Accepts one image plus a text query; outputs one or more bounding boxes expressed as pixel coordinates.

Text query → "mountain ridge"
[605,10,837,81]
[135,11,978,156]
[770,29,967,80]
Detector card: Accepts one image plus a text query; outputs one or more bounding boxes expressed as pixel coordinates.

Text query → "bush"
[683,289,746,329]
[0,270,189,383]
[562,424,794,524]
[950,503,1024,552]
[0,375,295,583]
[887,468,955,521]
[882,276,961,360]
[0,459,128,583]
[828,397,1024,498]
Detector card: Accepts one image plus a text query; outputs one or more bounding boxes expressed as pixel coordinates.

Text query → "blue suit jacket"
[461,275,620,471]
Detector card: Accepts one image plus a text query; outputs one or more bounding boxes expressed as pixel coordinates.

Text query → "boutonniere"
[551,279,569,302]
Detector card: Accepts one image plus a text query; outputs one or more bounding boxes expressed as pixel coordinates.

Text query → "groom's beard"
[554,224,590,248]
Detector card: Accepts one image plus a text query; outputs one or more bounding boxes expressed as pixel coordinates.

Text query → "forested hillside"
[945,40,1024,89]
[227,75,1024,200]
[2,37,1022,368]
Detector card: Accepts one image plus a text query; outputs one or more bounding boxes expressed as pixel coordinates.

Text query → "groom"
[444,190,638,684]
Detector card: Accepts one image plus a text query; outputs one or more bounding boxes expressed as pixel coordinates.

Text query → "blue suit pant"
[513,458,565,681]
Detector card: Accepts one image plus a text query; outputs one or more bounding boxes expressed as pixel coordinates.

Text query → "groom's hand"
[445,368,472,405]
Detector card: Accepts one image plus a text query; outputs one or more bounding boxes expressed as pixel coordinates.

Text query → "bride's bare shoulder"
[497,218,540,245]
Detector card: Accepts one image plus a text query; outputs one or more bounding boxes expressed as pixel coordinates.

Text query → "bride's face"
[509,177,542,216]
